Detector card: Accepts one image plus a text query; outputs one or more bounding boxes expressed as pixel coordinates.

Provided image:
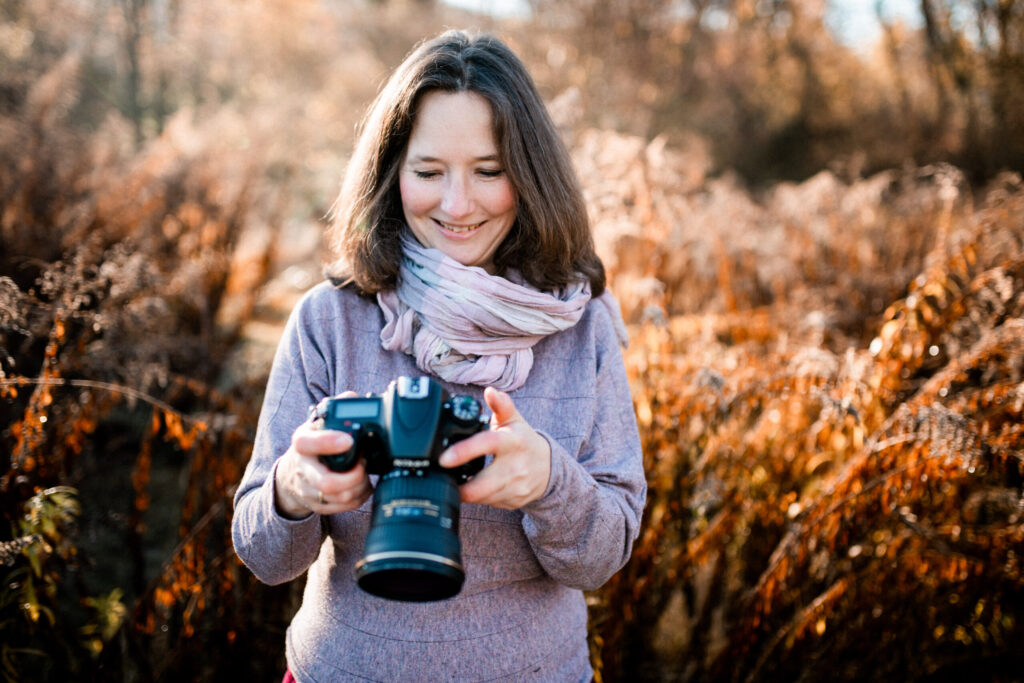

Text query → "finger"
[292,424,354,457]
[456,468,507,507]
[318,460,370,497]
[306,465,374,513]
[318,482,373,512]
[439,429,504,468]
[484,386,521,427]
[456,461,540,510]
[333,475,373,508]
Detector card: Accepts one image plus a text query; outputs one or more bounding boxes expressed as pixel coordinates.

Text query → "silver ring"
[317,490,324,505]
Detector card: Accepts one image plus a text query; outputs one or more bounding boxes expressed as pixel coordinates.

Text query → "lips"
[434,218,483,234]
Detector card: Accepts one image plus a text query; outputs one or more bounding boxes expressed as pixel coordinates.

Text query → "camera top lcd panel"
[329,399,380,421]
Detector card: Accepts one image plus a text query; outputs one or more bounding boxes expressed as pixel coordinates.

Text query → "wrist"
[274,457,313,519]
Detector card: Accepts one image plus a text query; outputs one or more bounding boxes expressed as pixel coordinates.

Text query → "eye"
[477,168,504,178]
[414,170,441,179]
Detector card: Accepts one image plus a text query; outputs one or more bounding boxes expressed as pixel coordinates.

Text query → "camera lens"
[355,469,465,601]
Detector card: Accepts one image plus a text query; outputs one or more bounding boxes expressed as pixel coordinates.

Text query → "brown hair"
[326,30,605,297]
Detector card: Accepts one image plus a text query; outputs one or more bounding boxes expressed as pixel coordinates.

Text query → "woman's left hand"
[439,387,551,509]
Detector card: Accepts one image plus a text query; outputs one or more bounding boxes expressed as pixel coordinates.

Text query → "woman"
[232,30,646,682]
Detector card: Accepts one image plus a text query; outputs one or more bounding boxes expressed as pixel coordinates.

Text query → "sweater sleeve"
[519,303,647,590]
[231,295,333,586]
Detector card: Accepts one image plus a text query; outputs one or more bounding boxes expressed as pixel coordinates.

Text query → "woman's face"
[399,90,517,274]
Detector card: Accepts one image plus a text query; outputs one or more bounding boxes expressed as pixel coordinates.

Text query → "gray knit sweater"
[232,281,646,682]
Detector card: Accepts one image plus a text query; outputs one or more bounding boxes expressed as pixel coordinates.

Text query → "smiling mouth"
[434,219,483,234]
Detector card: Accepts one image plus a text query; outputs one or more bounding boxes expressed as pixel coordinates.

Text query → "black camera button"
[449,396,481,423]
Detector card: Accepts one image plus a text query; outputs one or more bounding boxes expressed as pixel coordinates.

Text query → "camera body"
[313,375,487,482]
[310,376,488,602]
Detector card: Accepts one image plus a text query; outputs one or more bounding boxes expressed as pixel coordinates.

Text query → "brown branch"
[1,376,205,426]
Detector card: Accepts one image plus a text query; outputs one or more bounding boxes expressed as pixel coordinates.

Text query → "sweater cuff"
[521,430,578,521]
[232,459,325,585]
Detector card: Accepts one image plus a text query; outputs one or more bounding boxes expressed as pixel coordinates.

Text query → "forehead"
[406,90,499,158]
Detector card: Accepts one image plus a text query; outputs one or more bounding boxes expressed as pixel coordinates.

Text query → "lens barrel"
[355,469,465,601]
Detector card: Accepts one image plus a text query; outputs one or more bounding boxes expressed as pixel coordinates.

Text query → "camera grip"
[319,442,359,472]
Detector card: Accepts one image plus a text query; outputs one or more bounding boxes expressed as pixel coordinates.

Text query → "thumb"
[484,386,520,427]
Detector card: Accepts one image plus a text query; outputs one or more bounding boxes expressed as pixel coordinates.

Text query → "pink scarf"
[378,234,625,391]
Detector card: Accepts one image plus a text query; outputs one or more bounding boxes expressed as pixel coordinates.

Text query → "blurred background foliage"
[1,0,1022,681]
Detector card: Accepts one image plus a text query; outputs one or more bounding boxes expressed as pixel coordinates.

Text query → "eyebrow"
[407,154,501,163]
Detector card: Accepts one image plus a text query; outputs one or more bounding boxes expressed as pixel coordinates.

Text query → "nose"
[440,176,473,219]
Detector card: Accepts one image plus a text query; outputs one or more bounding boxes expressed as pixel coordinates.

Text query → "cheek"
[399,176,436,217]
[485,181,517,218]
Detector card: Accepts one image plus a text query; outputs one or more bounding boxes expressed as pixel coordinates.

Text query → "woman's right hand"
[273,399,373,519]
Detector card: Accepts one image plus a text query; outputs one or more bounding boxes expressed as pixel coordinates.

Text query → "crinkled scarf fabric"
[377,235,601,392]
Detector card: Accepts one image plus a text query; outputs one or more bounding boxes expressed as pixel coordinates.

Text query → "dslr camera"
[310,376,488,602]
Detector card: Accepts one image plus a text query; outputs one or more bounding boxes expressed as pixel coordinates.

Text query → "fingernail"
[439,449,454,466]
[332,432,351,447]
